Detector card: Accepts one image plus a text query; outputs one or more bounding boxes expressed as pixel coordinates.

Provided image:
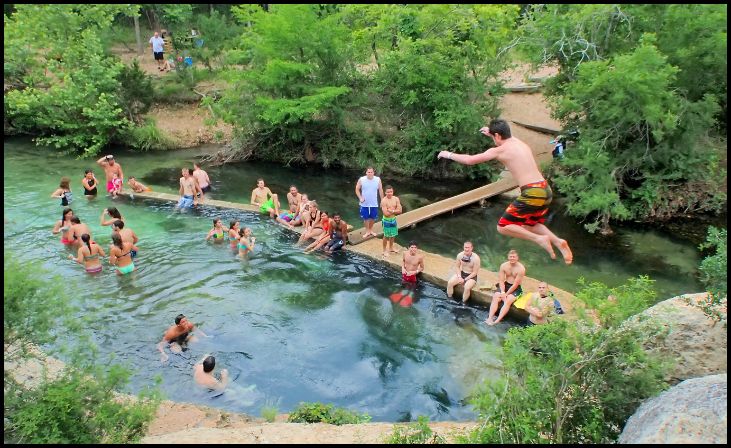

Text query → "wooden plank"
[510,120,561,135]
[348,176,518,245]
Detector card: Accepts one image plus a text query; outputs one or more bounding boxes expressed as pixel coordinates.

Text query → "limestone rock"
[624,293,727,383]
[618,374,727,444]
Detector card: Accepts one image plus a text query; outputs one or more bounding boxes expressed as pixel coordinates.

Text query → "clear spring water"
[3,138,708,421]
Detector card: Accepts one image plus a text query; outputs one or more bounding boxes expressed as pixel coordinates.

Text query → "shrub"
[261,406,278,423]
[463,278,670,444]
[698,226,727,298]
[387,416,445,444]
[128,118,175,151]
[287,402,371,425]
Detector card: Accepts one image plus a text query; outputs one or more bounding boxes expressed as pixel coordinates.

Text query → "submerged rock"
[618,374,727,444]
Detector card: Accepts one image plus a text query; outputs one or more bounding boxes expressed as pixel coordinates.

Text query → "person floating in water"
[390,241,425,307]
[486,249,525,326]
[50,177,73,206]
[438,118,573,264]
[158,313,208,363]
[194,354,229,391]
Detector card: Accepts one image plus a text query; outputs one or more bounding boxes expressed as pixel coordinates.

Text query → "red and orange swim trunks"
[498,180,552,227]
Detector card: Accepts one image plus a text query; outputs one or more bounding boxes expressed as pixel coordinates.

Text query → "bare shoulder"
[518,262,526,273]
[499,261,510,270]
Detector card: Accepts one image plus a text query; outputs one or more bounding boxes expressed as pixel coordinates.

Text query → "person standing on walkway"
[446,241,481,305]
[486,249,525,326]
[438,118,573,264]
[149,31,165,71]
[96,154,124,196]
[192,163,212,202]
[355,167,384,238]
[178,168,201,209]
[380,185,402,257]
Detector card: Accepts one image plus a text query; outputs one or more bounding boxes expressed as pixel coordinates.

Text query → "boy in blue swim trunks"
[178,168,201,209]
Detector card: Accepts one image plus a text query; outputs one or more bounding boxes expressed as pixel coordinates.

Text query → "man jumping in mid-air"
[438,118,573,264]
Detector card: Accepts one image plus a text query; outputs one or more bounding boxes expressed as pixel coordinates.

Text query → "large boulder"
[624,293,727,383]
[619,374,727,444]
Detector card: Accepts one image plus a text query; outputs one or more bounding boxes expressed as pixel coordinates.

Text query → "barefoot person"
[355,167,384,238]
[486,249,525,326]
[158,313,208,362]
[96,154,124,196]
[438,118,573,264]
[194,355,229,391]
[192,163,212,202]
[323,213,349,254]
[304,211,333,253]
[178,168,201,209]
[50,177,73,206]
[380,185,402,257]
[52,208,75,246]
[68,234,105,274]
[390,241,426,307]
[250,179,280,218]
[289,194,311,228]
[446,241,481,305]
[81,169,98,198]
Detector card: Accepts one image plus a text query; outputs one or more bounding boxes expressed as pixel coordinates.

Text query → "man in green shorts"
[380,185,402,257]
[250,178,280,218]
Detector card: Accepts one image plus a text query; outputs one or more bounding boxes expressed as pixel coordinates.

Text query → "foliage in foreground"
[698,226,727,299]
[3,256,161,444]
[287,402,371,425]
[460,277,668,444]
[386,416,446,444]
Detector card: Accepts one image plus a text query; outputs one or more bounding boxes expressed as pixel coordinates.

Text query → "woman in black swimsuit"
[82,169,98,197]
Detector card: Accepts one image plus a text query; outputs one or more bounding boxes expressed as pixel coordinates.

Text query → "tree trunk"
[371,41,380,69]
[600,213,614,236]
[133,15,143,55]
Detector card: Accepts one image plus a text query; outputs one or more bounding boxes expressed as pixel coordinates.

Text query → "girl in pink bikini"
[52,208,75,245]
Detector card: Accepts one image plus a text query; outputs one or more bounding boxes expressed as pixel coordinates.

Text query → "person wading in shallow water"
[438,118,573,264]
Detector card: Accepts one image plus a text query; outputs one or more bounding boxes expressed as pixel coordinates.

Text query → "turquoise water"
[3,138,710,420]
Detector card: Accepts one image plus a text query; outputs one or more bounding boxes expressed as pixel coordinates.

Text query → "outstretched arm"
[438,147,500,166]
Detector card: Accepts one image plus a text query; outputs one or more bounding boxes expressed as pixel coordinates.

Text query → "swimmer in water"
[68,233,105,273]
[194,354,229,391]
[237,227,256,258]
[50,177,73,206]
[158,313,208,363]
[228,220,240,250]
[205,218,226,243]
[52,208,75,245]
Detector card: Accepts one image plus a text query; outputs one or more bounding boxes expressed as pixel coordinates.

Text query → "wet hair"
[111,232,124,249]
[464,241,473,247]
[213,219,221,226]
[239,227,252,237]
[229,220,239,229]
[203,356,215,373]
[289,185,297,190]
[175,314,186,325]
[488,118,512,139]
[81,233,92,252]
[256,178,264,185]
[107,207,122,219]
[508,249,519,256]
[409,241,418,247]
[320,211,329,217]
[385,185,393,191]
[194,162,201,169]
[333,212,341,218]
[84,169,93,175]
[62,207,73,221]
[59,177,71,189]
[129,176,136,180]
[70,216,81,224]
[113,220,125,229]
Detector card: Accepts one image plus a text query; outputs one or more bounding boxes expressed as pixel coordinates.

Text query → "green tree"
[698,226,727,298]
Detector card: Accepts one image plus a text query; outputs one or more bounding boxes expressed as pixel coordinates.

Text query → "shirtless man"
[192,163,211,202]
[289,193,310,227]
[96,154,124,196]
[486,249,526,326]
[438,118,573,264]
[381,185,403,257]
[158,313,208,362]
[402,241,425,284]
[178,168,201,209]
[194,354,228,390]
[68,216,92,248]
[524,281,554,326]
[276,186,301,226]
[250,178,280,218]
[111,220,139,258]
[446,241,481,304]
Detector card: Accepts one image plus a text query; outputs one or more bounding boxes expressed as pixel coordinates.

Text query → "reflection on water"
[3,138,712,420]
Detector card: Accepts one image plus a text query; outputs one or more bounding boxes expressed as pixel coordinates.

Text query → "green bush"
[387,416,445,444]
[287,402,371,425]
[4,365,160,444]
[128,118,175,151]
[117,60,154,123]
[463,278,669,444]
[698,226,727,298]
[261,406,278,423]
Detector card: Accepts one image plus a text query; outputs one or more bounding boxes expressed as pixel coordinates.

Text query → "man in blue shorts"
[178,168,200,209]
[354,167,384,238]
